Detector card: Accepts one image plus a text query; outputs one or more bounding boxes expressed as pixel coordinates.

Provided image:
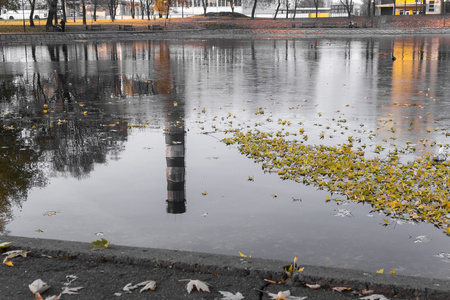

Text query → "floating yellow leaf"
[389,269,395,274]
[90,238,110,251]
[376,268,384,274]
[239,251,251,258]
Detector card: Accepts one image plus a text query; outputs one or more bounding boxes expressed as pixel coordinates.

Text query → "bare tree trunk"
[46,0,58,30]
[131,0,135,18]
[82,0,87,25]
[251,0,258,19]
[285,0,289,19]
[94,0,98,21]
[274,0,281,19]
[293,0,297,19]
[28,0,36,27]
[315,0,318,19]
[201,0,208,16]
[61,0,67,21]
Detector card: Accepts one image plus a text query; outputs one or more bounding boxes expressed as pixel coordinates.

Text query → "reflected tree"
[0,127,46,233]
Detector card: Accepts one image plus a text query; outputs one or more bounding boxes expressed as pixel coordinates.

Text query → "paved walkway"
[1,236,449,299]
[1,27,450,44]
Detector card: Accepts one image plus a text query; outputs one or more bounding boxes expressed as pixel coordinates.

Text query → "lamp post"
[164,0,167,27]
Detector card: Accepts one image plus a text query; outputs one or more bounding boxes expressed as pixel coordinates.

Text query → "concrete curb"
[1,27,450,45]
[3,236,450,299]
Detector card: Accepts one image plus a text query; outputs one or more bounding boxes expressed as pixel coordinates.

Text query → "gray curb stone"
[2,235,450,299]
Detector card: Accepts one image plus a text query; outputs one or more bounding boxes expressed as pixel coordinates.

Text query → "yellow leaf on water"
[390,269,395,274]
[90,238,110,251]
[376,268,384,274]
[239,251,251,258]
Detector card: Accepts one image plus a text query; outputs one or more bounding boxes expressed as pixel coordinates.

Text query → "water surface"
[1,36,450,279]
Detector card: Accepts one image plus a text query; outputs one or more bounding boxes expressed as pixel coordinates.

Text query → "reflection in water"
[0,126,46,233]
[1,37,450,279]
[165,108,186,214]
[157,41,187,214]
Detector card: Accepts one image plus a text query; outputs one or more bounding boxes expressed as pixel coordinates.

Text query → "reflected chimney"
[165,111,186,214]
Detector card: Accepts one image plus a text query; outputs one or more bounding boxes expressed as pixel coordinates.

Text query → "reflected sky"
[0,36,450,279]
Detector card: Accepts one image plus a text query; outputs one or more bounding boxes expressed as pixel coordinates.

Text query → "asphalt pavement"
[0,236,449,299]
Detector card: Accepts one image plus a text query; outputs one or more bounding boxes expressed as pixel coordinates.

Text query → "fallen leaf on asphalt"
[219,291,245,299]
[3,249,28,258]
[332,287,352,292]
[138,280,157,293]
[180,279,210,293]
[267,290,307,300]
[61,286,83,295]
[360,294,390,300]
[305,283,321,289]
[264,279,277,284]
[123,283,138,293]
[360,289,375,295]
[283,255,304,281]
[3,257,13,266]
[90,238,110,251]
[38,294,61,300]
[29,279,50,294]
[0,242,11,248]
[63,275,78,285]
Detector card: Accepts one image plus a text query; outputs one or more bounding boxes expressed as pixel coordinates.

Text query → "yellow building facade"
[376,0,442,15]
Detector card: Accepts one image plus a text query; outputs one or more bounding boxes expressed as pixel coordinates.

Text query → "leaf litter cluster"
[192,95,450,236]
